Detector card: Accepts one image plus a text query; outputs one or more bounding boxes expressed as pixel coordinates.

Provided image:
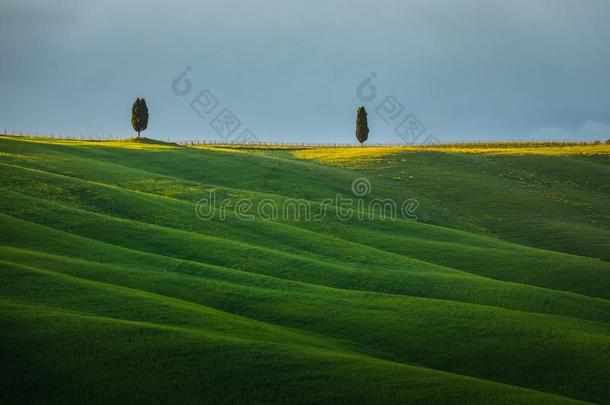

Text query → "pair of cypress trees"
[131,98,369,145]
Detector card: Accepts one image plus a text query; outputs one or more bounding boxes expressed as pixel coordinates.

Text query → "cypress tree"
[355,106,369,146]
[131,98,149,138]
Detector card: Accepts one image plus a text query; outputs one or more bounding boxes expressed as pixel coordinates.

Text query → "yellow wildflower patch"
[292,144,610,166]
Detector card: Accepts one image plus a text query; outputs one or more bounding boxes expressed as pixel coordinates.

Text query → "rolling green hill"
[1,136,609,404]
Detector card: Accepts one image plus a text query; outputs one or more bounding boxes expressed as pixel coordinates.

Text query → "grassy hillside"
[1,136,609,404]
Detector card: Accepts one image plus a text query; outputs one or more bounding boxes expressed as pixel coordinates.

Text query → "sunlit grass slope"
[1,136,609,404]
[292,144,610,261]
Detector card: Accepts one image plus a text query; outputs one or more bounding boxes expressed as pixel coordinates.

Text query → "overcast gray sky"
[1,0,609,143]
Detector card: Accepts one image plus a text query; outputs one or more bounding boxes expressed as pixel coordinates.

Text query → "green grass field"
[1,136,609,404]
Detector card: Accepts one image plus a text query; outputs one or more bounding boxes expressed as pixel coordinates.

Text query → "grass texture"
[1,136,609,404]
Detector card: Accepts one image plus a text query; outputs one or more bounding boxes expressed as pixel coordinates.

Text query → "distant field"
[1,135,609,404]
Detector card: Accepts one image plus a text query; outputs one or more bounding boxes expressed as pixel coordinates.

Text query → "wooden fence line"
[1,130,602,148]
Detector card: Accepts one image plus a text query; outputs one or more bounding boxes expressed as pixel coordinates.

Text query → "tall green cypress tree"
[131,98,149,138]
[355,106,369,146]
